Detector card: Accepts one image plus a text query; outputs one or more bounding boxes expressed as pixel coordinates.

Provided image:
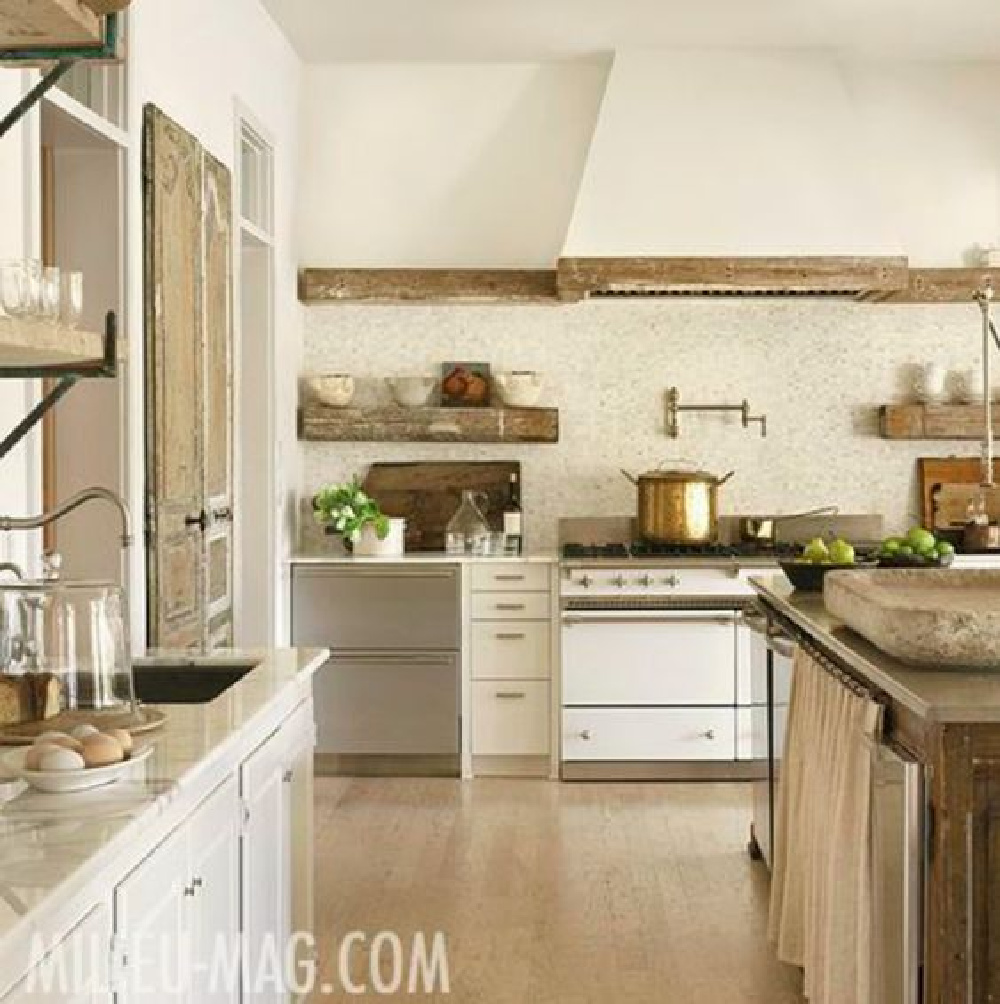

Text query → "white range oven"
[560,559,763,781]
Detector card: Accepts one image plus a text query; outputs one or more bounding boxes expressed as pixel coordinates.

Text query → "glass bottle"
[445,491,491,555]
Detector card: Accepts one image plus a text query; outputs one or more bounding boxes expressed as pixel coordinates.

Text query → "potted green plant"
[312,478,406,556]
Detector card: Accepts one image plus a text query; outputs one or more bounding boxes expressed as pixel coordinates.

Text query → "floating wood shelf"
[299,404,560,444]
[0,0,101,50]
[298,268,560,304]
[861,268,1000,304]
[0,318,108,372]
[880,403,1000,440]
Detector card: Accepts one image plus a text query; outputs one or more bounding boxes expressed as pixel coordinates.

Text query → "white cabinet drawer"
[473,681,550,757]
[471,591,550,621]
[561,613,736,705]
[470,563,550,592]
[471,621,550,680]
[562,708,736,761]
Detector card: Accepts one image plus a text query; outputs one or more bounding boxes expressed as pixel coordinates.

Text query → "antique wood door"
[202,153,235,648]
[144,106,233,649]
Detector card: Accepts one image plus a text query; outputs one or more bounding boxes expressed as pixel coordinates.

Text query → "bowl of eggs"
[3,724,154,793]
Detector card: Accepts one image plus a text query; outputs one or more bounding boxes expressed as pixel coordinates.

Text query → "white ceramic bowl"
[307,374,355,408]
[387,377,436,408]
[3,743,154,793]
[496,371,543,408]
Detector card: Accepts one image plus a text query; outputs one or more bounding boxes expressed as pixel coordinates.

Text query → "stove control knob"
[578,574,593,589]
[637,573,653,588]
[611,574,626,588]
[663,573,680,588]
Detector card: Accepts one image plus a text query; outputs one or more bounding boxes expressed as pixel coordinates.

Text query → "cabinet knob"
[192,876,203,889]
[700,729,716,741]
[579,729,592,741]
[183,884,196,897]
[282,768,294,783]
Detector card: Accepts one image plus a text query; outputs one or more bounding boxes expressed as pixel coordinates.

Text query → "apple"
[802,537,830,564]
[828,538,855,565]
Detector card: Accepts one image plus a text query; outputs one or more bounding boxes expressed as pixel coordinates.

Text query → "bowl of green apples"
[779,536,878,592]
[876,526,955,568]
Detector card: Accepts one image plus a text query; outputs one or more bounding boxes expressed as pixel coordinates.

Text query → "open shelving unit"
[0,7,125,461]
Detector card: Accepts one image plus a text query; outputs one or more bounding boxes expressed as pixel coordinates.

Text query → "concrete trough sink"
[823,569,1000,669]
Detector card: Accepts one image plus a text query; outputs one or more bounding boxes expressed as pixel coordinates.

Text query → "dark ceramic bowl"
[876,552,955,569]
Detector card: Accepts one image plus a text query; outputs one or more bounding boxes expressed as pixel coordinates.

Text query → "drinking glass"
[0,261,28,319]
[22,259,42,317]
[40,266,60,324]
[60,270,84,329]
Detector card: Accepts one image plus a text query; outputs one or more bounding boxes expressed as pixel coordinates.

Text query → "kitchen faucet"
[0,487,133,548]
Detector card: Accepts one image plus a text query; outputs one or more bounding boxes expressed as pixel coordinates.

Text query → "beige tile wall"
[300,299,990,551]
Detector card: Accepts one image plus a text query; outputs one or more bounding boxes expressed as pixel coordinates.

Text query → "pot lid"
[638,466,732,484]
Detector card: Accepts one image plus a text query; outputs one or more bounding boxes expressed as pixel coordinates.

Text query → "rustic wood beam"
[880,403,1000,440]
[860,267,1000,304]
[0,0,101,48]
[298,268,560,304]
[556,256,909,298]
[299,404,559,444]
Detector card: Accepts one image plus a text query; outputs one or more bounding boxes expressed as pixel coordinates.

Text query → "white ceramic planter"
[353,517,406,556]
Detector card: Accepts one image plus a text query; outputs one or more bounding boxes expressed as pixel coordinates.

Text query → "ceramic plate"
[1,744,154,793]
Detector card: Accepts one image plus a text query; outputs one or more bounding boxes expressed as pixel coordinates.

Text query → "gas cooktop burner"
[561,540,798,560]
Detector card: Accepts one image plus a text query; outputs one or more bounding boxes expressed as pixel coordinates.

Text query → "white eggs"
[25,742,61,770]
[80,733,124,768]
[108,728,133,755]
[35,731,71,745]
[48,735,84,754]
[38,747,86,772]
[71,724,100,740]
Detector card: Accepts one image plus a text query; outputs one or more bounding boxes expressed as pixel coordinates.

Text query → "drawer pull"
[495,690,527,699]
[495,632,526,641]
[495,603,526,611]
[578,729,592,741]
[700,729,716,741]
[493,574,526,582]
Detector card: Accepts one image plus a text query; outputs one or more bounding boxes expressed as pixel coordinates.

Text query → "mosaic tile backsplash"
[299,299,991,552]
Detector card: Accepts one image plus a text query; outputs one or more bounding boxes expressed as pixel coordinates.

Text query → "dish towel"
[768,647,884,1004]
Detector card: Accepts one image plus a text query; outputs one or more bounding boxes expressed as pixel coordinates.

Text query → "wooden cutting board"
[363,462,520,552]
[918,457,1000,528]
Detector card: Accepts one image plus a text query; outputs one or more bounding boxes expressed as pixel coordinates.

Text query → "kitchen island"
[0,647,327,1001]
[753,575,1000,1004]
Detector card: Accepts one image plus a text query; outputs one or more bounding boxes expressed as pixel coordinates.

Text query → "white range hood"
[559,50,907,298]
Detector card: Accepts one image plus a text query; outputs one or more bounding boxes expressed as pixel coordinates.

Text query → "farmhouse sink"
[132,660,259,704]
[824,569,1000,669]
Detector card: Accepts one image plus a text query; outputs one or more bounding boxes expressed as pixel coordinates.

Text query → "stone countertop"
[289,551,558,565]
[0,647,327,963]
[752,575,1000,724]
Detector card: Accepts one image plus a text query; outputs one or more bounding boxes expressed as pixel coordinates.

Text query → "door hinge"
[109,933,128,993]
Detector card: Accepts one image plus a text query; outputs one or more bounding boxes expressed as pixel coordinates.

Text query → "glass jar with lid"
[445,491,491,555]
[0,559,136,734]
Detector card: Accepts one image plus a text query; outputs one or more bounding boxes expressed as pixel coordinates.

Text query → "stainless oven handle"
[299,567,458,580]
[327,652,457,666]
[562,611,736,626]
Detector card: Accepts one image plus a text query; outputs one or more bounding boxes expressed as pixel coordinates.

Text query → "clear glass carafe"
[445,491,491,555]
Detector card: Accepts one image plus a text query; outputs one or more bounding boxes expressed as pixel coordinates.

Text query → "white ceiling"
[262,0,1000,62]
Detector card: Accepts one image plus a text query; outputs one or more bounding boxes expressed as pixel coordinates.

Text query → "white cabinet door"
[1,902,112,1003]
[189,778,241,1004]
[241,727,292,1004]
[115,826,191,1003]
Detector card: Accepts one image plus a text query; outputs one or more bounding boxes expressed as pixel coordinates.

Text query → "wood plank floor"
[310,778,804,1003]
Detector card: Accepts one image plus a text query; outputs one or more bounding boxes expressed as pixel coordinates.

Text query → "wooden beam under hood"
[556,256,909,299]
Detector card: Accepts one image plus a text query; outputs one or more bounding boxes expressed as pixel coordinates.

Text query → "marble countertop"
[290,551,558,564]
[0,647,327,960]
[752,575,1000,723]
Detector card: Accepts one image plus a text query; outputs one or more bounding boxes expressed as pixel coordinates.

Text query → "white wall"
[298,60,609,266]
[125,0,303,643]
[566,52,1000,264]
